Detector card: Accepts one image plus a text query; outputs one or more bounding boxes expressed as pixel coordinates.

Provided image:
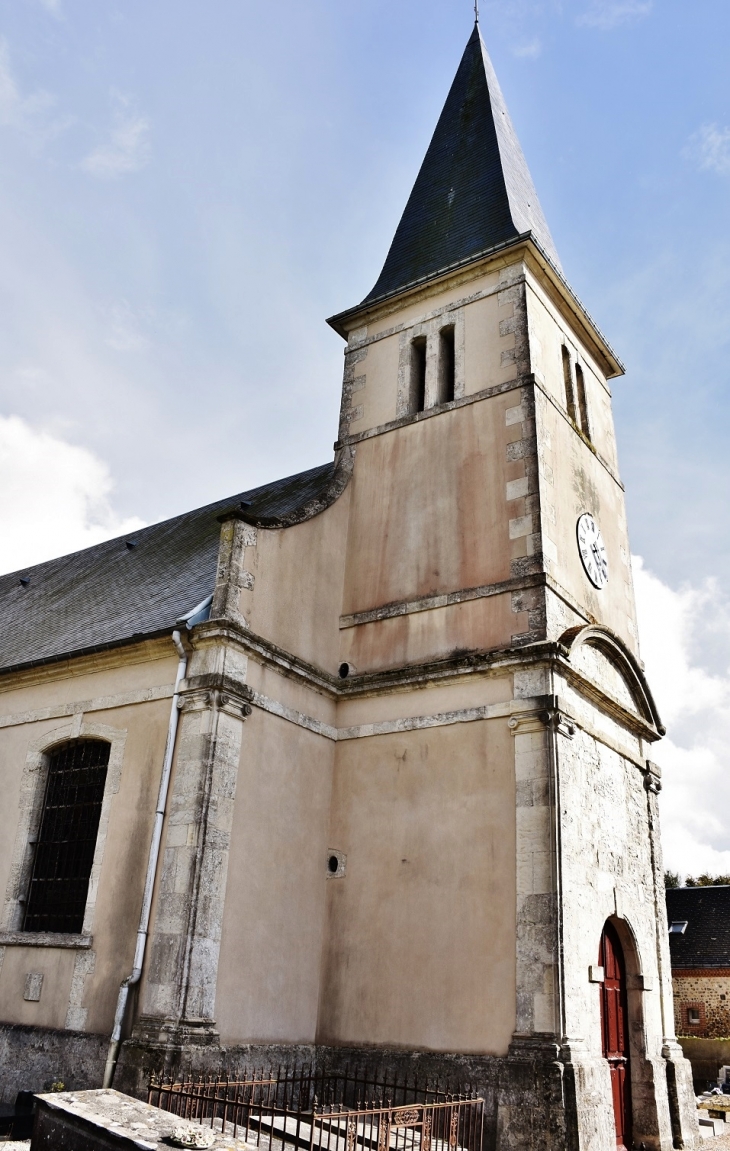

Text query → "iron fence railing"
[147,1066,484,1151]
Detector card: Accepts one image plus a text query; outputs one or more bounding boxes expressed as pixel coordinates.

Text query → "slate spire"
[362,24,560,306]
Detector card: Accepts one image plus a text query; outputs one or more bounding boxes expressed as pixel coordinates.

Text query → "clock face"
[577,513,608,589]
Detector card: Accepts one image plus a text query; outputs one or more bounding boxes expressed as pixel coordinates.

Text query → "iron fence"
[147,1065,484,1151]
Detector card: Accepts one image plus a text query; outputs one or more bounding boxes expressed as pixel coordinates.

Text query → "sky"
[0,0,728,878]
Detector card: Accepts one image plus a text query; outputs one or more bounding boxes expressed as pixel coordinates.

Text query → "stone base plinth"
[0,1023,699,1151]
[32,1088,254,1150]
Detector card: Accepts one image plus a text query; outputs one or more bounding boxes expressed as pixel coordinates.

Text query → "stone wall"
[678,1037,730,1086]
[673,972,730,1039]
[0,1021,108,1103]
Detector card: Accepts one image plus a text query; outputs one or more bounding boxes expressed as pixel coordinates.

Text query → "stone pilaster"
[119,517,254,1078]
[644,763,700,1149]
[211,512,257,627]
[509,685,560,1039]
[134,679,251,1037]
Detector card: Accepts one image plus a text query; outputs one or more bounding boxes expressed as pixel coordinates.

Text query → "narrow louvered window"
[23,740,110,934]
[576,363,591,440]
[439,326,456,404]
[410,336,427,413]
[562,346,577,423]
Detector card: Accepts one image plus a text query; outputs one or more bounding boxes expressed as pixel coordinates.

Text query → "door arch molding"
[599,919,633,1149]
[598,916,652,1150]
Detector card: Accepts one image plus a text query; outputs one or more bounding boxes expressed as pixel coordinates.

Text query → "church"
[0,21,699,1151]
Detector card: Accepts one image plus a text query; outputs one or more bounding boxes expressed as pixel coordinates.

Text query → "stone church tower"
[0,21,698,1151]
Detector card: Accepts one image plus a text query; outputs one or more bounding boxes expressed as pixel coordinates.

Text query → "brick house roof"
[667,886,730,969]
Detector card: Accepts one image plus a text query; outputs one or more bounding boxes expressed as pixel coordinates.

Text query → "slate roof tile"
[0,462,333,674]
[666,886,730,969]
[361,24,560,308]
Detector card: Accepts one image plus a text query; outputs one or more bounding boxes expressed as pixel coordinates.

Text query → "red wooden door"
[599,922,632,1149]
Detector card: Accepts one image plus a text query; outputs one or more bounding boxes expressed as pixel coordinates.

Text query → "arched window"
[23,740,110,934]
[438,325,456,404]
[575,363,591,439]
[410,336,427,413]
[561,346,577,423]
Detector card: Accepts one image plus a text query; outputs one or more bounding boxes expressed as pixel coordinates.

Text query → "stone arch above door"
[559,624,664,737]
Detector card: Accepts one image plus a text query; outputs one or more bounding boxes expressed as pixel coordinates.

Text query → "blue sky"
[0,0,729,876]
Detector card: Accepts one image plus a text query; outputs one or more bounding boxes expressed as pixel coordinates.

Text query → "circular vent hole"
[328,855,340,874]
[338,663,350,679]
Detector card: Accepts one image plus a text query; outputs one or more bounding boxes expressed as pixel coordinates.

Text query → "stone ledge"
[0,932,92,949]
[33,1089,254,1151]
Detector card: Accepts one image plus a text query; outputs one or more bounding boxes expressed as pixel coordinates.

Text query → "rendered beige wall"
[0,947,76,1031]
[341,594,523,674]
[0,645,178,1034]
[366,268,501,340]
[341,392,521,618]
[343,266,519,441]
[525,273,619,474]
[536,391,637,651]
[215,699,335,1045]
[319,707,517,1054]
[240,489,351,675]
[80,698,172,1033]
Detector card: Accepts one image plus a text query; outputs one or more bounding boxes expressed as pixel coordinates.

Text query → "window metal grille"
[23,739,110,934]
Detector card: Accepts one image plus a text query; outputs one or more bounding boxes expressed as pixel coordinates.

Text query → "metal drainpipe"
[101,629,188,1088]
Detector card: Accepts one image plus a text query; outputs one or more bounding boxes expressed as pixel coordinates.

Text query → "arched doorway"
[599,920,633,1149]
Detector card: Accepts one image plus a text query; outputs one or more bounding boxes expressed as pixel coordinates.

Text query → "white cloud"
[81,91,150,179]
[37,0,63,17]
[106,300,152,353]
[0,414,145,574]
[577,0,652,30]
[683,123,730,176]
[634,556,730,879]
[513,39,542,59]
[0,39,59,136]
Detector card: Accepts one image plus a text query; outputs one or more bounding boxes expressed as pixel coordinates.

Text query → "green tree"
[664,871,680,888]
[685,874,730,887]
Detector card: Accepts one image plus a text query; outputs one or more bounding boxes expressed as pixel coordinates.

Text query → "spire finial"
[474,0,479,24]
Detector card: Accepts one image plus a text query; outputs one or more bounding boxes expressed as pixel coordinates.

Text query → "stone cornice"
[192,619,339,697]
[559,624,664,736]
[328,237,623,381]
[0,634,176,695]
[0,683,176,733]
[193,621,662,742]
[338,568,625,643]
[216,445,354,530]
[0,618,660,746]
[339,571,545,630]
[337,375,528,450]
[335,369,622,490]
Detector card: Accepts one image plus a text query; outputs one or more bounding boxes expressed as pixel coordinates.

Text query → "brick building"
[668,886,730,1039]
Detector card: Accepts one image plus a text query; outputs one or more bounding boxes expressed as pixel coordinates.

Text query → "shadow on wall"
[677,1036,730,1089]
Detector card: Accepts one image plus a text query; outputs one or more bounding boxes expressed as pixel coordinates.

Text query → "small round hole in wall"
[338,663,350,679]
[328,855,340,874]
